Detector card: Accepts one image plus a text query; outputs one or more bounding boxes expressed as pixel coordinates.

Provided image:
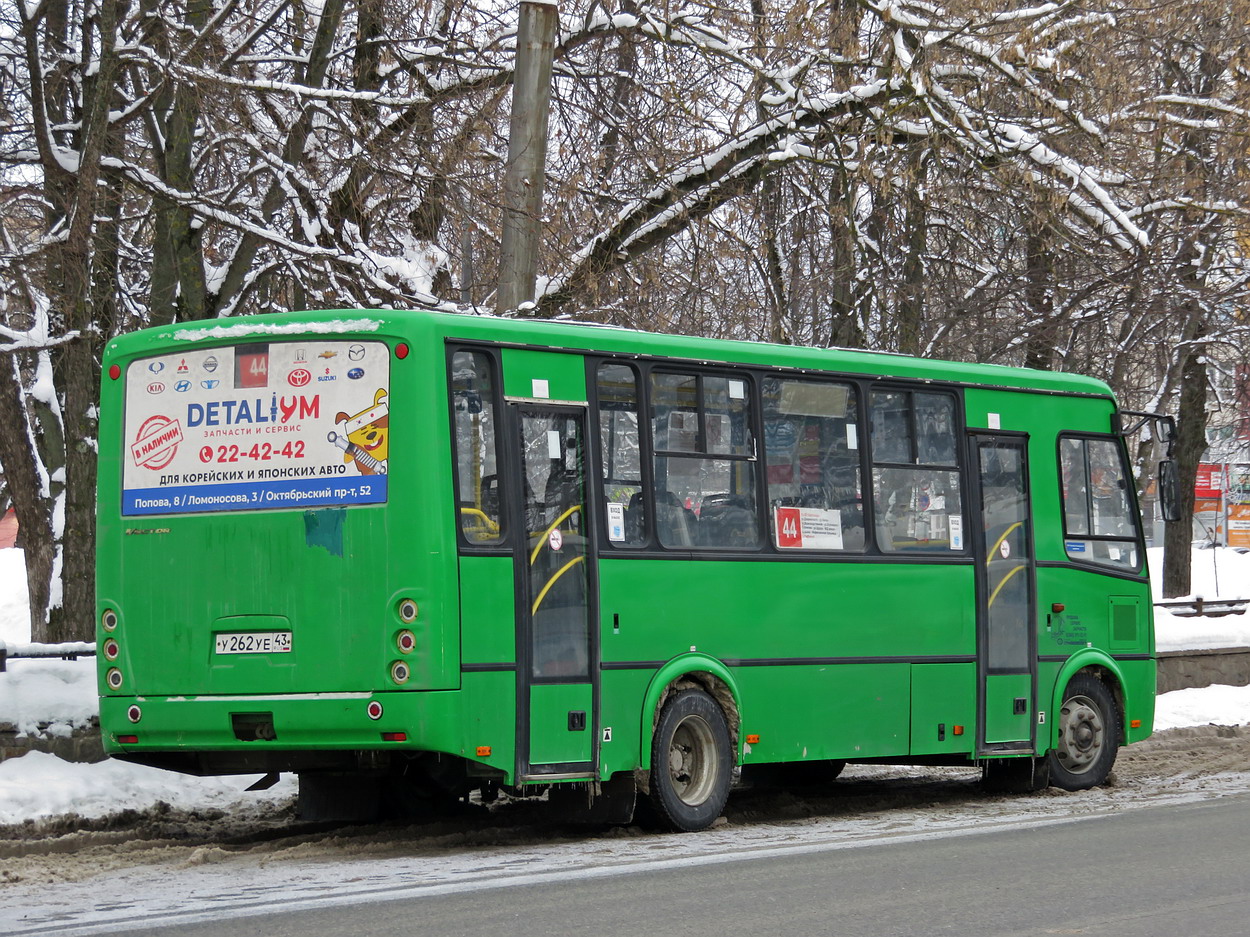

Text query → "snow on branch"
[538,78,892,313]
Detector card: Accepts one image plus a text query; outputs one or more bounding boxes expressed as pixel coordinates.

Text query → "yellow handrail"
[531,556,585,615]
[459,506,500,534]
[987,562,1027,609]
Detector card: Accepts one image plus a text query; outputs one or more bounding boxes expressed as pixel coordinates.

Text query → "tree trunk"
[1162,335,1207,597]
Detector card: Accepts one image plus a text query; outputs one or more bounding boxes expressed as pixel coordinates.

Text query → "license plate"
[214,631,292,654]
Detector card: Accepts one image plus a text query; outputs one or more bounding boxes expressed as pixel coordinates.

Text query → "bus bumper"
[98,689,512,779]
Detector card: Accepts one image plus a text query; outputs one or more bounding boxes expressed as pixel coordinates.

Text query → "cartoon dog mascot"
[328,388,388,474]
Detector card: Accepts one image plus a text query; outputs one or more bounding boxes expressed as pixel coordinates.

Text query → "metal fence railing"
[0,641,96,672]
[1155,598,1249,618]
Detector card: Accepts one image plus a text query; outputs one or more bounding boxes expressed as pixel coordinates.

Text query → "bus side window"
[598,363,646,546]
[1059,436,1140,569]
[650,370,760,550]
[763,376,864,551]
[451,350,505,545]
[870,389,963,553]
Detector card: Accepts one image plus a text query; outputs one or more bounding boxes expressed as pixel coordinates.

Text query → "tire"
[1047,673,1120,791]
[648,689,733,832]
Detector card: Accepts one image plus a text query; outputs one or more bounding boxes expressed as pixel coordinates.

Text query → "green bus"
[96,309,1175,831]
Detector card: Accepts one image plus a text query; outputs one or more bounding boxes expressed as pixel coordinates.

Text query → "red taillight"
[117,735,138,744]
[381,732,407,742]
[366,701,383,720]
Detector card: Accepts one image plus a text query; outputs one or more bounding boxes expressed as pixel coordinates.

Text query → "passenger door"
[511,405,597,777]
[971,433,1037,754]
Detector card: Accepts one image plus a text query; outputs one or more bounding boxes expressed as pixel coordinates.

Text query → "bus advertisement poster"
[120,339,390,515]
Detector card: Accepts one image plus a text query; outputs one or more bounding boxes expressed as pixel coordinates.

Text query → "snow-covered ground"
[1,544,1248,826]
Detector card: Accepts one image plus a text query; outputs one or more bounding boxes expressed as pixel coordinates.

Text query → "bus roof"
[112,308,1115,399]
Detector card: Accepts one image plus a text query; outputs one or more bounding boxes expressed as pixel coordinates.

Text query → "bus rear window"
[121,340,389,515]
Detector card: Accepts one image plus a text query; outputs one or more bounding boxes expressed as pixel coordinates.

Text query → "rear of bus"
[95,311,476,796]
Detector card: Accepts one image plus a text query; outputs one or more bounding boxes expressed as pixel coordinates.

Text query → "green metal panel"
[501,347,587,402]
[1109,595,1142,649]
[737,663,910,761]
[910,664,976,755]
[597,669,654,777]
[1117,658,1157,744]
[984,673,1032,743]
[458,556,516,664]
[529,683,593,764]
[460,671,516,776]
[599,558,976,664]
[600,558,974,768]
[99,689,465,754]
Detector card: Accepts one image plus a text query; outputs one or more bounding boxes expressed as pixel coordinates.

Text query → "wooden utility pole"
[497,1,558,315]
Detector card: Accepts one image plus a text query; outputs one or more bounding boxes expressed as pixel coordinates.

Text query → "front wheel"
[1047,673,1120,790]
[648,689,732,832]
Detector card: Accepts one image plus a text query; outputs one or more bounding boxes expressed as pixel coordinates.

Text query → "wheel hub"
[1057,696,1104,772]
[668,714,718,805]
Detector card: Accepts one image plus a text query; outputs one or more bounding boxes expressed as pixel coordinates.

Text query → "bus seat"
[655,490,696,547]
[543,465,581,529]
[626,491,646,542]
[697,494,756,548]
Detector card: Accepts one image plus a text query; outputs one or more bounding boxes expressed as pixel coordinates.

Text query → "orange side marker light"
[476,746,492,757]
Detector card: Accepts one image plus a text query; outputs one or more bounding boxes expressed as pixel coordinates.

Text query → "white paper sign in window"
[774,506,845,550]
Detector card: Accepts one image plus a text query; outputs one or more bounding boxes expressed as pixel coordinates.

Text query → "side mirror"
[1158,460,1182,523]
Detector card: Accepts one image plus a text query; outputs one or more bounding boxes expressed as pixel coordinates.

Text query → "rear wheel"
[648,689,732,832]
[1047,673,1119,790]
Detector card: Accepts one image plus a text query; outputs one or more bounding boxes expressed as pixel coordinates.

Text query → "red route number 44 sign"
[776,506,803,548]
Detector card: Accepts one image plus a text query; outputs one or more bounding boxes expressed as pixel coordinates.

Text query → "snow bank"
[0,750,296,824]
[0,657,97,735]
[1154,684,1250,731]
[1154,605,1250,653]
